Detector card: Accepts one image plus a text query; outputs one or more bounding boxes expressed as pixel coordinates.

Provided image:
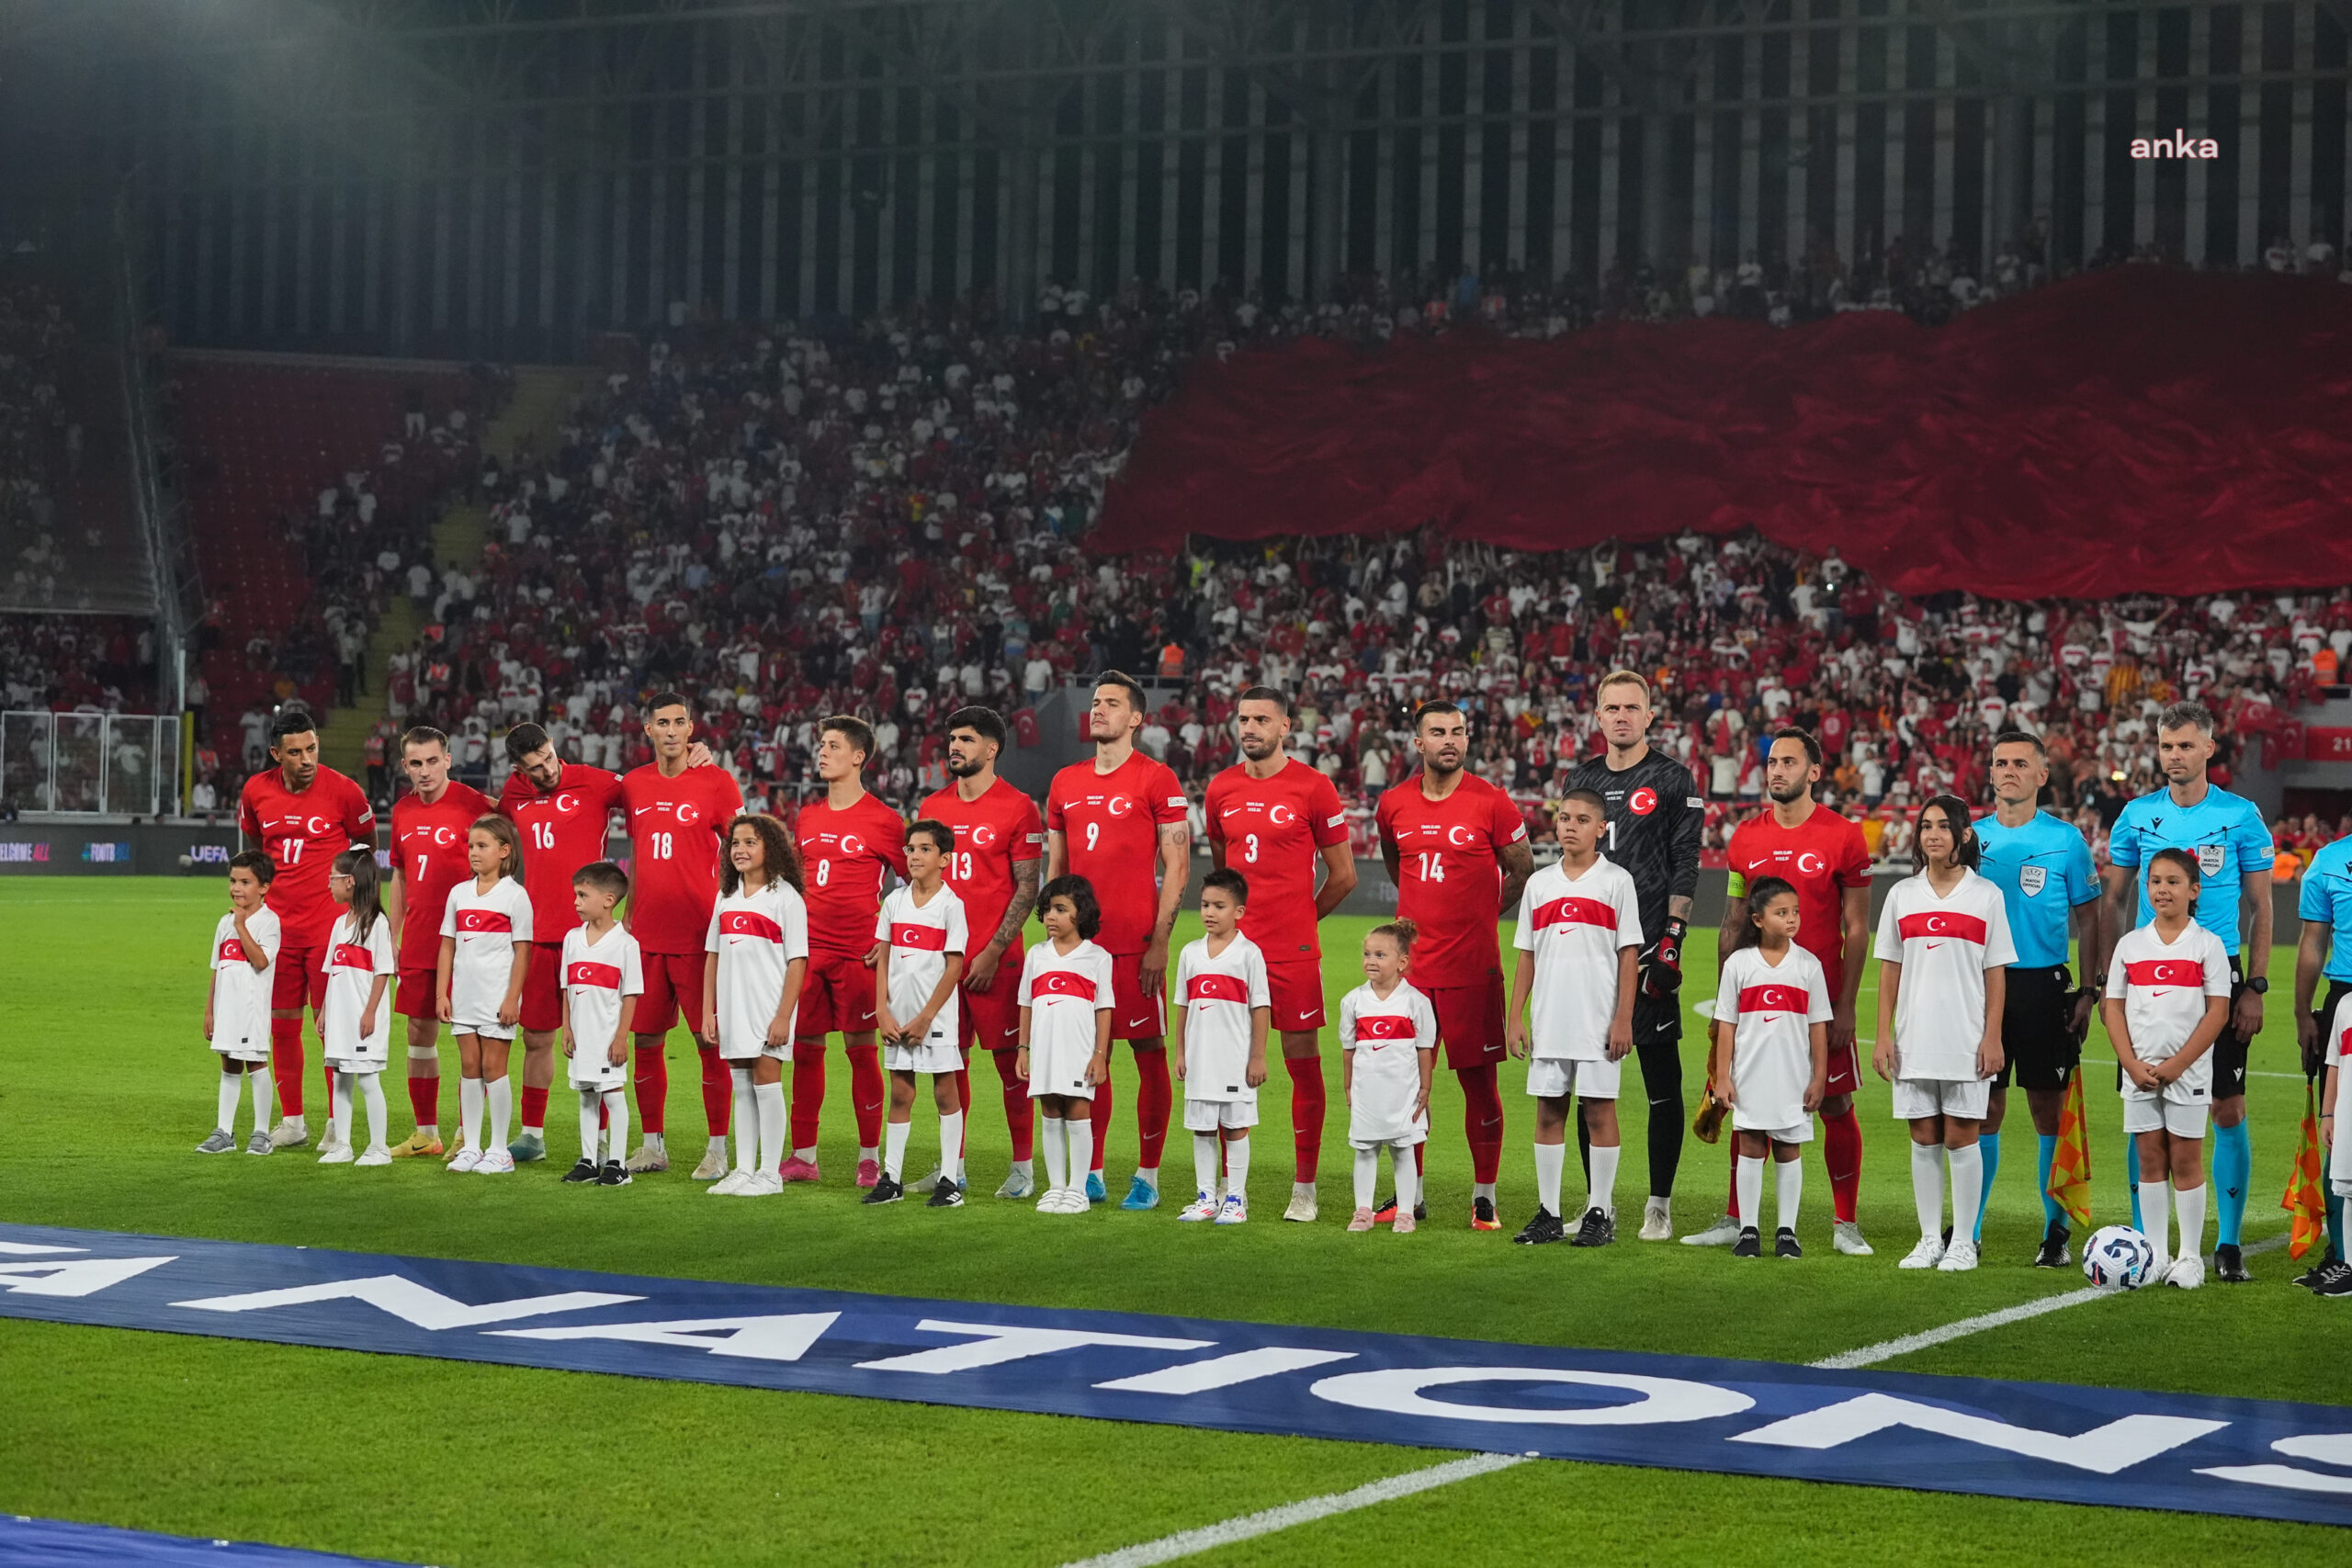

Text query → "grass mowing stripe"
[1057,1453,1532,1568]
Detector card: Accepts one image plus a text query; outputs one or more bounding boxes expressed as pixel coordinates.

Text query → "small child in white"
[868,820,969,1208]
[1339,919,1435,1234]
[1506,788,1643,1247]
[1016,876,1115,1214]
[2103,848,2232,1288]
[320,849,395,1166]
[1711,877,1831,1258]
[561,861,642,1187]
[701,814,809,1197]
[199,850,280,1156]
[2322,990,2352,1296]
[1172,870,1272,1224]
[437,816,534,1174]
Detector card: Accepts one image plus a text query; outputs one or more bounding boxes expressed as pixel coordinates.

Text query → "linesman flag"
[2280,1081,2328,1261]
[2046,1072,2092,1230]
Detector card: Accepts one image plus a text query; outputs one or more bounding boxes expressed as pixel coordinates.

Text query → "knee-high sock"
[2326,1191,2346,1264]
[993,1049,1034,1162]
[1135,1048,1172,1172]
[2145,1179,2175,1276]
[2128,1132,2143,1230]
[1533,1141,1566,1215]
[2212,1120,2252,1247]
[407,1064,440,1134]
[1194,1132,1220,1199]
[789,1049,827,1155]
[217,1069,243,1134]
[1353,1146,1378,1211]
[329,1071,355,1149]
[1283,1055,1326,1182]
[249,1065,274,1133]
[486,1076,513,1153]
[1396,1142,1421,1212]
[1775,1156,1804,1234]
[321,1061,336,1125]
[1973,1129,2001,1243]
[602,1088,631,1165]
[1459,1066,1504,1185]
[729,1069,759,1172]
[268,1016,304,1117]
[1726,1142,1742,1219]
[1090,1075,1114,1175]
[357,1074,387,1150]
[953,1065,972,1162]
[2037,1133,2063,1229]
[939,1111,965,1182]
[847,1043,885,1150]
[698,1044,729,1136]
[885,1119,911,1181]
[1823,1104,1863,1224]
[1736,1155,1766,1233]
[1588,1143,1621,1219]
[633,1043,668,1137]
[1641,1034,1686,1199]
[1948,1144,1984,1249]
[519,1084,548,1136]
[1911,1142,1946,1240]
[2176,1180,2208,1263]
[1226,1133,1250,1199]
[459,1076,485,1154]
[1041,1117,1068,1193]
[755,1080,786,1175]
[578,1089,603,1166]
[1067,1113,1094,1185]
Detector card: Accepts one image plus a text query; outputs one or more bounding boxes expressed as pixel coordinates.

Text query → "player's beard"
[526,762,562,793]
[1238,737,1277,762]
[1766,779,1809,806]
[946,754,982,778]
[1423,750,1464,778]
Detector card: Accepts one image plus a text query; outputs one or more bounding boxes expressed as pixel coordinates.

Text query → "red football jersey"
[501,763,626,942]
[618,763,743,954]
[390,780,493,966]
[238,765,376,948]
[1204,759,1350,964]
[917,775,1044,946]
[1724,804,1873,1000]
[795,790,910,957]
[1046,751,1189,955]
[1374,772,1529,988]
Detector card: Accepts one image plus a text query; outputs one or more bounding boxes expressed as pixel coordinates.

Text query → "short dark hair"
[643,690,692,716]
[821,714,876,762]
[1093,670,1147,711]
[1991,728,2046,758]
[1202,867,1250,904]
[1771,727,1823,767]
[400,725,450,756]
[1038,874,1102,940]
[1236,685,1290,716]
[2157,700,2216,738]
[1559,786,1608,815]
[505,722,552,763]
[229,849,276,884]
[905,818,955,855]
[572,860,629,900]
[1414,700,1466,731]
[945,706,1006,749]
[268,706,318,743]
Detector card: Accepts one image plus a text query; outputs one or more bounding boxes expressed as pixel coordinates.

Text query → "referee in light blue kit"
[2100,700,2276,1283]
[1975,730,2105,1268]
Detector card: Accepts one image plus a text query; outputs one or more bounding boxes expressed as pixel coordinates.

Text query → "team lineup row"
[205,673,2352,1288]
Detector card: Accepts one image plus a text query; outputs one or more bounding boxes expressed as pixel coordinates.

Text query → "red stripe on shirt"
[2124,958,2208,988]
[1738,984,1811,1015]
[1895,911,1989,944]
[892,922,949,952]
[567,961,623,990]
[1355,1013,1417,1041]
[1187,972,1251,1004]
[719,910,784,942]
[1033,969,1098,1001]
[331,942,374,971]
[455,909,514,934]
[1533,896,1620,932]
[217,939,246,964]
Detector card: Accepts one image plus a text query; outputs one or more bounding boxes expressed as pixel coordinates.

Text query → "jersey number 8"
[650,831,673,860]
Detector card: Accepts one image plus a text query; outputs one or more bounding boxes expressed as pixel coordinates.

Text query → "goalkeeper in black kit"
[1566,670,1704,1241]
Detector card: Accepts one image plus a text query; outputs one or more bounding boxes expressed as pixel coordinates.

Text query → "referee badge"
[2197,844,2225,875]
[2018,865,2046,897]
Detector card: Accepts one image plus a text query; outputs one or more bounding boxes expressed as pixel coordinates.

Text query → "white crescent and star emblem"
[306,816,333,835]
[433,826,458,846]
[554,793,581,816]
[1628,787,1657,816]
[1447,824,1477,848]
[1796,852,1826,875]
[1926,914,1948,933]
[1105,795,1135,818]
[971,824,998,847]
[840,834,865,857]
[1268,803,1296,826]
[675,801,698,826]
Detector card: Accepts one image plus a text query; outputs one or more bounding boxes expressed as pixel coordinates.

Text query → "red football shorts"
[1424,973,1508,1070]
[1109,951,1166,1042]
[634,951,707,1037]
[518,941,566,1033]
[1262,956,1328,1034]
[957,937,1023,1053]
[394,965,440,1021]
[796,950,879,1038]
[270,943,328,1014]
[1824,1039,1861,1098]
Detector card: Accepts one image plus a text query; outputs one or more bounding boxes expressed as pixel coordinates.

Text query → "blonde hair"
[1367,919,1419,954]
[1596,668,1651,703]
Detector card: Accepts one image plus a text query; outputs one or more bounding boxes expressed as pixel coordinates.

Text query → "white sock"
[730,1070,759,1173]
[1138,1165,1161,1190]
[1397,1144,1421,1212]
[1066,1117,1094,1188]
[459,1076,485,1154]
[1194,1132,1220,1199]
[1225,1134,1250,1199]
[860,1144,880,1168]
[792,1145,818,1164]
[486,1076,513,1153]
[1533,1141,1566,1216]
[603,1089,631,1164]
[1354,1147,1377,1211]
[1012,1157,1033,1178]
[1042,1117,1068,1193]
[218,1069,243,1134]
[2175,1181,2207,1264]
[1947,1144,1984,1248]
[330,1072,356,1148]
[1589,1143,1621,1219]
[1775,1156,1804,1235]
[578,1089,602,1164]
[1473,1180,1496,1204]
[885,1120,912,1181]
[359,1075,388,1149]
[1736,1155,1766,1234]
[642,1130,664,1153]
[755,1081,786,1176]
[2146,1179,2174,1275]
[707,1132,729,1164]
[1911,1142,1946,1241]
[282,1112,304,1136]
[938,1112,964,1183]
[247,1066,273,1134]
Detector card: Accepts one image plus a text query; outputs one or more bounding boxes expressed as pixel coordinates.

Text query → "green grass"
[1,879,2345,1565]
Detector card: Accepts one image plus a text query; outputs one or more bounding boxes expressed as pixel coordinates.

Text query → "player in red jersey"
[236,706,376,1151]
[783,715,909,1188]
[1204,686,1356,1223]
[381,727,492,1159]
[1375,700,1534,1230]
[501,720,718,1166]
[618,692,744,1178]
[920,706,1046,1199]
[1045,671,1191,1207]
[1691,728,1875,1254]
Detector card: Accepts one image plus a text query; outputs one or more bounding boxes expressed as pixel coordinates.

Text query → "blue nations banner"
[0,1515,407,1567]
[4,1223,2349,1527]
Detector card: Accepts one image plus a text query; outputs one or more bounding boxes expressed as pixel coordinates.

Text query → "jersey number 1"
[1415,851,1447,883]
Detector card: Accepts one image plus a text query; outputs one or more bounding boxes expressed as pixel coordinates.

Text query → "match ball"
[2083,1225,2156,1289]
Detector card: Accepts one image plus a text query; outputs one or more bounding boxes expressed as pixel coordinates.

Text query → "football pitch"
[2,879,2345,1566]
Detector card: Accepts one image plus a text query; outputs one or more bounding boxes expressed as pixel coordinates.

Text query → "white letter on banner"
[2197,1432,2352,1494]
[854,1319,1213,1375]
[173,1276,640,1330]
[1096,1348,1357,1394]
[1731,1393,2225,1474]
[0,1257,177,1298]
[491,1313,839,1363]
[1311,1367,1754,1426]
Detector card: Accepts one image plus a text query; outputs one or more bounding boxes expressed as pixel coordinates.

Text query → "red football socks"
[1460,1065,1504,1184]
[1284,1055,1326,1182]
[406,1074,439,1130]
[846,1043,885,1148]
[1135,1047,1171,1170]
[789,1049,826,1150]
[698,1045,729,1134]
[633,1042,668,1135]
[1091,1075,1114,1173]
[1823,1103,1864,1224]
[269,1016,304,1116]
[518,1084,548,1131]
[992,1048,1033,1161]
